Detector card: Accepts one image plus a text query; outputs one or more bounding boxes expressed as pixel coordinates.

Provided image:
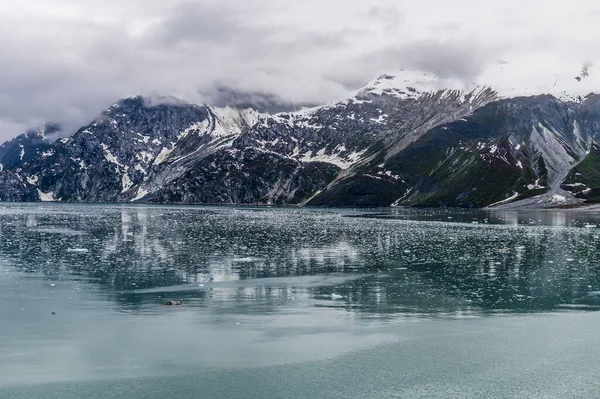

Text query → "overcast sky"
[2,0,600,140]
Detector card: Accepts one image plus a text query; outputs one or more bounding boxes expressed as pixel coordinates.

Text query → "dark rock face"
[145,148,340,205]
[0,172,37,201]
[3,73,600,208]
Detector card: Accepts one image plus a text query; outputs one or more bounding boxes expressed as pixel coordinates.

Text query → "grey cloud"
[575,61,594,82]
[0,1,355,140]
[199,85,317,113]
[380,41,497,80]
[581,61,593,78]
[152,2,252,46]
[2,0,600,142]
[151,2,353,58]
[367,6,403,33]
[327,40,502,91]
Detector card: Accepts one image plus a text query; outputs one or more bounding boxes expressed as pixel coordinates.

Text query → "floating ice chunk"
[331,293,344,300]
[231,257,263,262]
[67,248,89,253]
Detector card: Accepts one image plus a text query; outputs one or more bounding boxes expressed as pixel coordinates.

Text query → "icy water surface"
[3,204,600,398]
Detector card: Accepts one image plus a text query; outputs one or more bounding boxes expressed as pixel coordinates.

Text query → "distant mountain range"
[2,71,600,208]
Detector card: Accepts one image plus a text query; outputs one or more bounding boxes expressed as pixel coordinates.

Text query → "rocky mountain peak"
[358,71,441,99]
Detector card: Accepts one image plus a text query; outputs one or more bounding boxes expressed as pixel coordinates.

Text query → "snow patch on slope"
[209,107,261,138]
[100,144,125,168]
[154,147,174,165]
[27,175,38,185]
[488,192,520,207]
[300,148,367,169]
[358,71,468,100]
[131,187,149,202]
[122,169,133,193]
[37,189,56,202]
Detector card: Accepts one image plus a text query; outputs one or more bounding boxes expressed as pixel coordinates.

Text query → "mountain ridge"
[2,71,600,208]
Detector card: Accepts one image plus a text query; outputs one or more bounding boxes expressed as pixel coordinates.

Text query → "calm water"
[2,204,600,398]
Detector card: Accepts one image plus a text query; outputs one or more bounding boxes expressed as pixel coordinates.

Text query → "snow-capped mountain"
[2,70,600,208]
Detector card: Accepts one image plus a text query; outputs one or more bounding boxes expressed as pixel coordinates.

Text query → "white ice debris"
[331,293,344,300]
[66,248,89,253]
[100,144,125,168]
[154,146,174,165]
[135,133,151,143]
[37,189,56,202]
[552,194,566,202]
[370,114,389,124]
[27,175,38,185]
[41,149,55,158]
[134,164,147,175]
[296,120,324,130]
[70,157,87,170]
[527,179,544,190]
[488,192,520,207]
[121,171,133,193]
[131,187,149,202]
[358,70,453,99]
[210,107,260,138]
[136,151,154,164]
[300,147,366,169]
[179,120,211,139]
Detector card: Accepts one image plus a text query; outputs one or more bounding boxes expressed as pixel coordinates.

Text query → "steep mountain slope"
[18,97,261,202]
[384,94,600,208]
[312,94,600,209]
[136,73,498,204]
[2,71,600,208]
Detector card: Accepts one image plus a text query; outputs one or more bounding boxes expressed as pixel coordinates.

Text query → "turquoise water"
[2,204,600,398]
